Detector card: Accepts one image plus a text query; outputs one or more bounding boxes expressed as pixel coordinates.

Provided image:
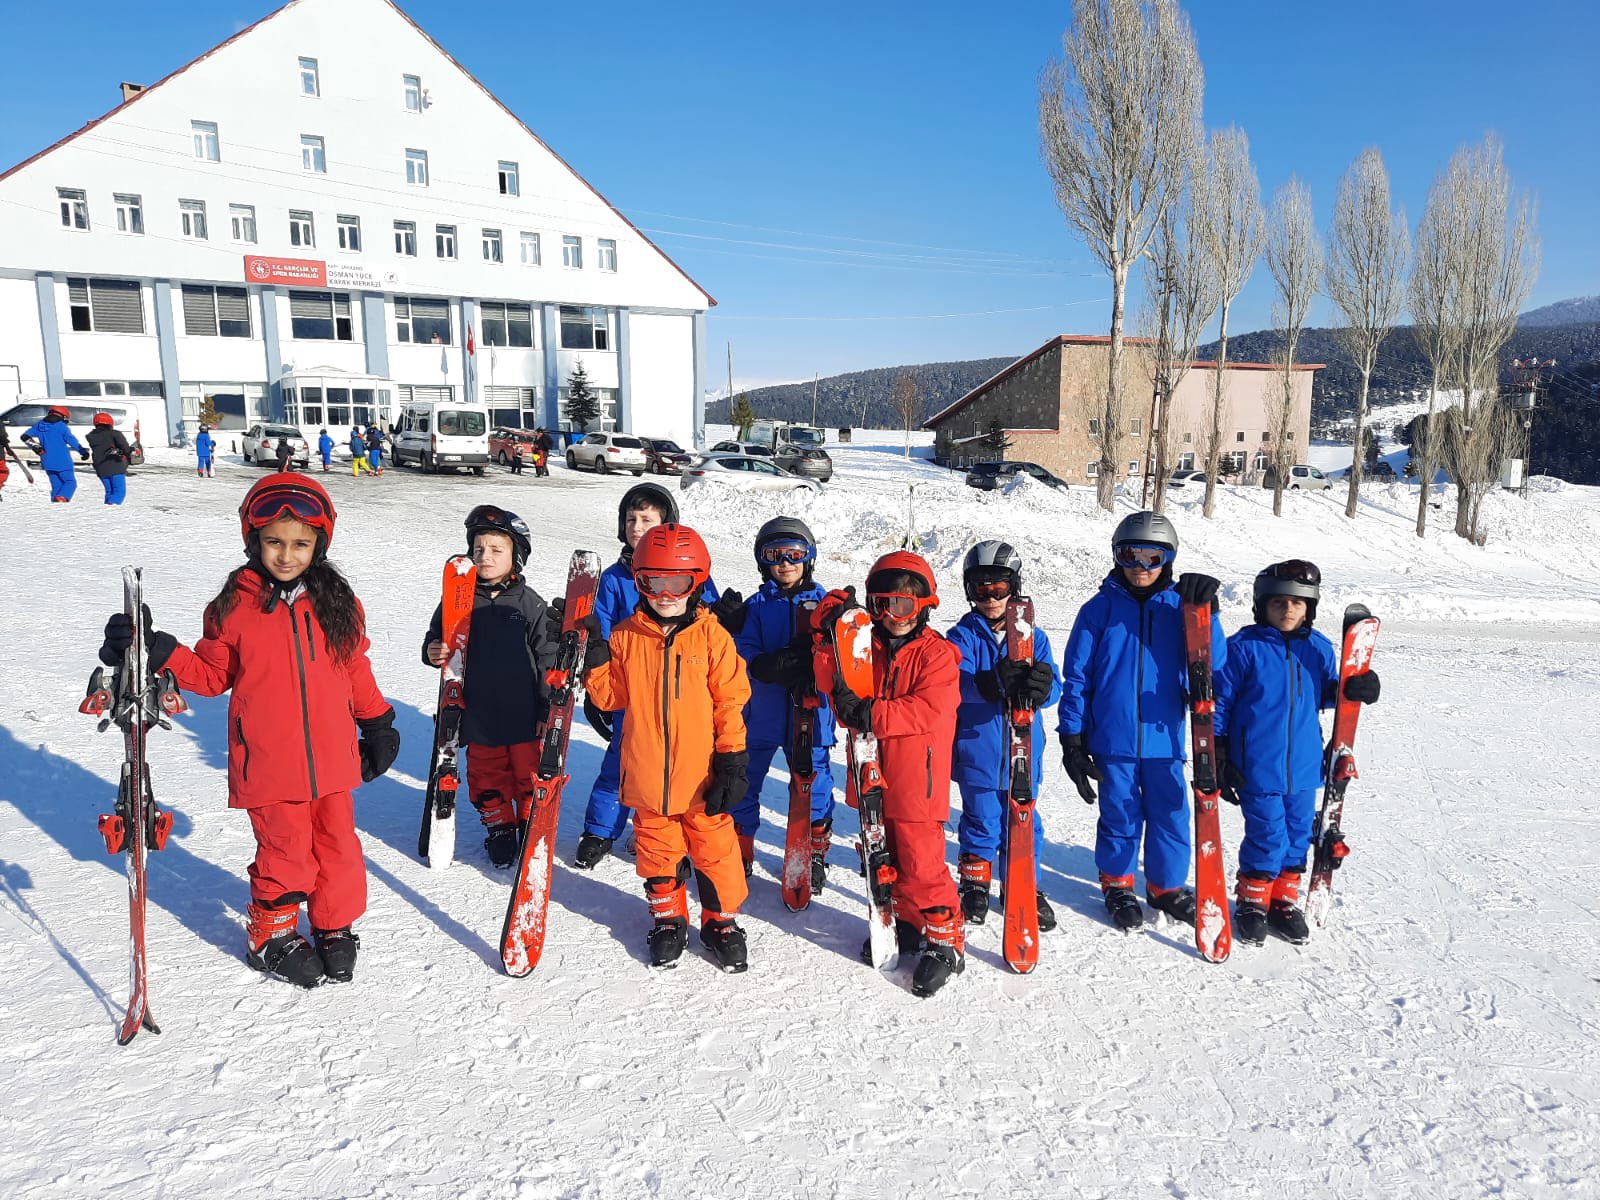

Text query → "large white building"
[0,0,714,448]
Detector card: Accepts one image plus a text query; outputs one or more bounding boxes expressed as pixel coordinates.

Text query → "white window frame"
[230,203,257,244]
[598,238,617,272]
[337,214,361,252]
[435,224,457,260]
[482,228,503,264]
[498,160,519,196]
[57,188,89,231]
[301,134,327,173]
[1177,451,1195,471]
[405,148,429,187]
[192,120,220,161]
[562,235,582,269]
[1127,460,1139,476]
[403,74,422,112]
[299,56,319,97]
[1129,416,1142,435]
[1088,417,1101,435]
[519,231,540,267]
[394,220,417,257]
[1086,461,1099,479]
[113,193,143,235]
[289,209,315,249]
[180,198,208,240]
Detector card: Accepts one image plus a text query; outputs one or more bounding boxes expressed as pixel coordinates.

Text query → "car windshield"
[437,410,486,436]
[613,436,643,448]
[650,440,683,453]
[785,428,825,447]
[1023,464,1049,478]
[266,426,302,438]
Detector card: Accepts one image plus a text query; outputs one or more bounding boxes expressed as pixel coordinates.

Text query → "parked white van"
[2,400,145,465]
[391,401,490,475]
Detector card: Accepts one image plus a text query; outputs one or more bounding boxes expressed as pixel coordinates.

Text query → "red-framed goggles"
[1114,544,1173,570]
[867,592,932,620]
[757,539,815,566]
[244,487,332,531]
[636,571,701,600]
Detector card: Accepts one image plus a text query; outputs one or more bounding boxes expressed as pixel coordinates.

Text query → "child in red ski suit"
[816,551,964,997]
[98,473,399,989]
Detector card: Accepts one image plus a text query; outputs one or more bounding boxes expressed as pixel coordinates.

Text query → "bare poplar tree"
[1263,176,1320,517]
[1323,148,1410,519]
[894,374,920,459]
[1195,126,1264,518]
[1040,0,1202,511]
[1408,167,1463,538]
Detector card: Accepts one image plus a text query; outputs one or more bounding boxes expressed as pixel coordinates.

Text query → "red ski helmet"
[92,412,114,427]
[47,404,69,419]
[865,550,939,621]
[632,522,711,601]
[239,473,337,547]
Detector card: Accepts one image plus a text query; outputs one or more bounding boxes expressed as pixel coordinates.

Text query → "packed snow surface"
[1,431,1597,1198]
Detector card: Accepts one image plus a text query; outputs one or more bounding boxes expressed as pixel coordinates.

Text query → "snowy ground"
[1,435,1597,1199]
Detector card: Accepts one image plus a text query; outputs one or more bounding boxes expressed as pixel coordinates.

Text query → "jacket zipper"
[303,611,317,661]
[235,717,251,781]
[1284,637,1297,788]
[286,599,320,797]
[925,746,933,798]
[660,623,683,814]
[1135,601,1148,759]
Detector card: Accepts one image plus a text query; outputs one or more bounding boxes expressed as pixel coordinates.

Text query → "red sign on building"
[243,255,328,286]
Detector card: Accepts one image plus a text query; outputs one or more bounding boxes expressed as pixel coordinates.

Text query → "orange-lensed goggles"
[969,578,1013,600]
[867,592,929,620]
[636,571,700,600]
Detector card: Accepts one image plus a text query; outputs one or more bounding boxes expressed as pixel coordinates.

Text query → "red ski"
[418,555,477,869]
[501,550,603,977]
[781,600,820,912]
[1305,605,1381,928]
[1181,600,1232,964]
[1000,596,1040,974]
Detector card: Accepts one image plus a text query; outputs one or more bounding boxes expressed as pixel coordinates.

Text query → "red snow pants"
[466,741,540,825]
[885,818,960,923]
[246,790,366,931]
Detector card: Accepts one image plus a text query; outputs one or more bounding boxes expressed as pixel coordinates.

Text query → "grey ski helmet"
[1111,510,1179,552]
[962,539,1023,601]
[617,482,679,544]
[1252,559,1321,625]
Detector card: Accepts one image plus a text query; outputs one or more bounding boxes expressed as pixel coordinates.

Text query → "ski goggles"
[968,577,1013,600]
[465,504,531,541]
[757,539,815,566]
[1114,544,1174,570]
[244,486,332,530]
[635,571,700,600]
[866,592,931,620]
[1262,558,1321,587]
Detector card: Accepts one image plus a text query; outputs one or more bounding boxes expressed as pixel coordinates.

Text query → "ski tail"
[419,555,477,868]
[1182,599,1232,964]
[1001,596,1040,974]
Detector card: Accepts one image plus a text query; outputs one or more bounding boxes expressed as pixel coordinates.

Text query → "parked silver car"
[680,453,823,494]
[243,423,311,469]
[1262,463,1331,491]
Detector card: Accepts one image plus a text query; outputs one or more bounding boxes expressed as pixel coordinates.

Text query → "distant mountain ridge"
[1519,296,1600,327]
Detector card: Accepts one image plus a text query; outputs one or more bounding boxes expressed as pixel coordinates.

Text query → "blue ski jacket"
[195,431,215,459]
[734,578,837,749]
[348,431,366,458]
[1215,623,1340,795]
[1056,572,1225,761]
[318,432,334,459]
[947,610,1059,792]
[24,416,84,471]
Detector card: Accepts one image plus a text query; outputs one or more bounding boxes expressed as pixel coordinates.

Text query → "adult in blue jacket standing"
[947,541,1060,929]
[573,483,731,868]
[317,429,334,473]
[195,425,215,477]
[1056,511,1224,932]
[1214,560,1379,945]
[23,405,87,502]
[731,517,837,885]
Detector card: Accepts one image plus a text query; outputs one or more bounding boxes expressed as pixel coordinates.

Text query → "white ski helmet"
[962,540,1023,601]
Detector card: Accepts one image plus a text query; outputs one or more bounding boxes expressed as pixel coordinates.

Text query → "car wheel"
[474,466,486,477]
[631,469,644,477]
[596,456,610,474]
[566,451,577,470]
[498,451,509,466]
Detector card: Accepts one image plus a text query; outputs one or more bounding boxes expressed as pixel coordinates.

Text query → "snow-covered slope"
[1,442,1595,1199]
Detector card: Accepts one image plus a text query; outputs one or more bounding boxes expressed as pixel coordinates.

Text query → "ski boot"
[574,833,613,870]
[645,879,689,970]
[314,927,360,983]
[810,820,832,895]
[1235,872,1273,946]
[1100,874,1144,931]
[474,790,523,870]
[738,833,756,880]
[859,919,924,965]
[911,909,965,998]
[1146,885,1198,926]
[245,900,325,988]
[958,854,992,925]
[1036,891,1058,933]
[700,914,749,974]
[1268,870,1310,944]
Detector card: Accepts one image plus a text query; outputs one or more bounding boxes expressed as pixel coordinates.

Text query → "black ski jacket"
[86,426,133,476]
[422,574,557,747]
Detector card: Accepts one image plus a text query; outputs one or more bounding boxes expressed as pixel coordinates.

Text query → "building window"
[405,148,428,186]
[1178,451,1195,470]
[301,134,327,173]
[1286,431,1295,442]
[289,209,314,248]
[395,296,450,345]
[562,235,582,269]
[485,385,540,429]
[180,199,208,240]
[597,238,617,272]
[1253,452,1270,472]
[1128,460,1139,476]
[558,305,611,351]
[1183,431,1193,444]
[435,224,456,259]
[1261,431,1272,442]
[1087,417,1100,436]
[192,120,220,161]
[480,301,534,348]
[230,203,257,243]
[337,214,361,252]
[1235,430,1246,442]
[181,285,251,338]
[57,188,89,230]
[66,278,145,334]
[519,232,540,267]
[289,290,353,340]
[299,57,319,96]
[113,194,143,235]
[1086,461,1099,479]
[482,228,503,263]
[403,74,422,111]
[498,161,519,196]
[394,220,417,256]
[1129,416,1142,435]
[557,386,618,432]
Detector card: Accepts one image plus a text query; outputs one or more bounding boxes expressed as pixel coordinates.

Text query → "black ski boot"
[1236,903,1268,945]
[245,901,324,988]
[484,823,523,870]
[958,855,992,925]
[645,880,688,969]
[1147,886,1198,926]
[1268,901,1310,945]
[1036,892,1058,933]
[810,820,832,895]
[574,833,613,869]
[700,917,749,974]
[859,919,923,964]
[314,927,360,983]
[911,912,965,998]
[1103,886,1144,931]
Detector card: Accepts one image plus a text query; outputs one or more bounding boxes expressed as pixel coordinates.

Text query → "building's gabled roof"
[0,0,713,306]
[923,334,1323,429]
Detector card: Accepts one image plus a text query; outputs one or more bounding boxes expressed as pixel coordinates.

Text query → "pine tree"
[982,419,1014,460]
[198,394,219,429]
[564,361,600,432]
[731,393,756,440]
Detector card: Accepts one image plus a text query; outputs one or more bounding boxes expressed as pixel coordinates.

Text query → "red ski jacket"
[866,625,962,823]
[165,571,389,809]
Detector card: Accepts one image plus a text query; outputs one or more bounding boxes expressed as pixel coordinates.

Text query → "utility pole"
[810,373,819,426]
[726,343,734,417]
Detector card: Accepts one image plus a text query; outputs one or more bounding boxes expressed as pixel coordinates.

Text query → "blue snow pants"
[958,787,1045,883]
[731,741,835,837]
[580,714,631,840]
[197,453,213,474]
[369,447,383,471]
[100,475,127,505]
[47,468,76,502]
[1093,756,1190,891]
[1237,788,1318,877]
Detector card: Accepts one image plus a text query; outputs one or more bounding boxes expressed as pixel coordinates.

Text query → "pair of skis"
[780,601,821,913]
[79,567,185,1045]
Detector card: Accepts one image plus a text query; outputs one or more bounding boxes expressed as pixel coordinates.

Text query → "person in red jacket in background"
[98,474,400,990]
[816,551,964,997]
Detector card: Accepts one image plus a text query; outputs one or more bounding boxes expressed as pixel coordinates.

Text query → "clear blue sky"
[3,0,1594,389]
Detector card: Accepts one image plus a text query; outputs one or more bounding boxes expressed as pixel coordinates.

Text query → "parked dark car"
[1369,460,1397,481]
[773,443,833,482]
[964,461,1068,492]
[641,437,694,475]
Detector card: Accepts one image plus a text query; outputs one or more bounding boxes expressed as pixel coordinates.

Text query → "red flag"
[467,325,475,357]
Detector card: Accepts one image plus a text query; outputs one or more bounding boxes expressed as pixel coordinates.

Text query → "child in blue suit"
[195,425,215,477]
[22,406,87,502]
[318,429,334,472]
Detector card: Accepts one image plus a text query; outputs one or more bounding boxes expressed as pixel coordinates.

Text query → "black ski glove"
[749,641,810,688]
[1215,738,1241,805]
[703,750,748,816]
[710,588,747,635]
[99,605,178,671]
[78,447,90,462]
[1060,733,1101,805]
[1343,671,1380,705]
[832,689,873,735]
[582,695,615,744]
[581,615,611,671]
[356,707,401,782]
[1013,660,1055,709]
[1175,572,1220,608]
[544,595,567,638]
